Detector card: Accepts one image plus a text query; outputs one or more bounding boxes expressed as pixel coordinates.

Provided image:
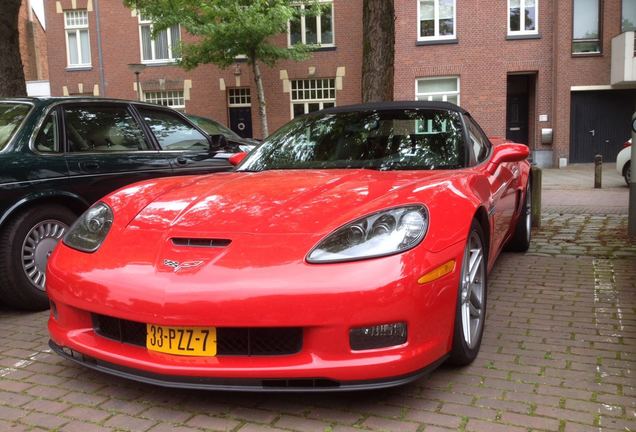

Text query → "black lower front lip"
[49,340,448,392]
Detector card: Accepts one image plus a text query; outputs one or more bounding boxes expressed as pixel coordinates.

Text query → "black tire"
[448,220,487,366]
[0,205,76,311]
[624,161,631,186]
[505,181,532,252]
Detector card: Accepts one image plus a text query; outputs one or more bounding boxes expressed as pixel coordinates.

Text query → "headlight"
[307,205,428,263]
[63,202,113,253]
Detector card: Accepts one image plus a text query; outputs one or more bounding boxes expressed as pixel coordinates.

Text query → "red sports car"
[47,102,531,391]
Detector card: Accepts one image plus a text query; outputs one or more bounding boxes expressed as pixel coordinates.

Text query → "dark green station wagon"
[0,97,236,311]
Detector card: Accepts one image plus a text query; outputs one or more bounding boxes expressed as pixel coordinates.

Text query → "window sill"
[506,33,541,40]
[66,66,92,71]
[142,61,180,67]
[416,38,458,46]
[571,52,603,58]
[288,45,337,52]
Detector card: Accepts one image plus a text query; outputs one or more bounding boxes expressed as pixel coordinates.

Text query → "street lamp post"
[127,63,147,101]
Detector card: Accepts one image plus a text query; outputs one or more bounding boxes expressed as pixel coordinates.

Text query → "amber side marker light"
[418,260,456,284]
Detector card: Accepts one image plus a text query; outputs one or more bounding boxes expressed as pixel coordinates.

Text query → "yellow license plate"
[146,324,217,356]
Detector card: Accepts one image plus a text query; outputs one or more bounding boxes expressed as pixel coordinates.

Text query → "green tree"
[0,0,27,97]
[124,0,321,138]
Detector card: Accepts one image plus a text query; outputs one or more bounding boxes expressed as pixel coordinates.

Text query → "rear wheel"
[505,181,531,252]
[448,220,487,366]
[624,161,631,186]
[0,205,75,310]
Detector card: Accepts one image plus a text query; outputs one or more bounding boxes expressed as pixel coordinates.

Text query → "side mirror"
[487,143,529,174]
[209,134,228,153]
[228,152,248,166]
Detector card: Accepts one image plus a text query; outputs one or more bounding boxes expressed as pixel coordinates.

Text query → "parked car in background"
[47,101,531,391]
[617,138,631,185]
[186,114,258,153]
[0,97,235,311]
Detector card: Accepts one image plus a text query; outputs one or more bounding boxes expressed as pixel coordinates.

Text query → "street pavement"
[0,164,634,432]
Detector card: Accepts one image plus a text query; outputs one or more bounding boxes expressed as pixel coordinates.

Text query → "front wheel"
[448,220,487,366]
[0,205,76,310]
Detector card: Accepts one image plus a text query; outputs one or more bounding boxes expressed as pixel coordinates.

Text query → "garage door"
[570,89,636,163]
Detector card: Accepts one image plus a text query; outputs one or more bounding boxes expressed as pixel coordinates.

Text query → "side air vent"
[171,238,232,248]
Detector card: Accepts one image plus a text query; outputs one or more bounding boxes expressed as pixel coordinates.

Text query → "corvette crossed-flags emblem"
[163,259,204,272]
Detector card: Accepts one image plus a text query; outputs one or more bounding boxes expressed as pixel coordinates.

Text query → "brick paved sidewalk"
[0,165,635,431]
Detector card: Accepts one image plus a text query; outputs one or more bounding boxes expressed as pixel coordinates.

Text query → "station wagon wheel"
[0,205,76,310]
[449,220,487,366]
[21,219,69,290]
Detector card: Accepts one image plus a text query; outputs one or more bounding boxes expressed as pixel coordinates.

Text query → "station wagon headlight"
[307,205,428,263]
[63,202,113,253]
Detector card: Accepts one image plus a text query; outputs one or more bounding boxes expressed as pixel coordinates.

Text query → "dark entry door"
[229,107,253,138]
[570,90,636,163]
[506,75,530,145]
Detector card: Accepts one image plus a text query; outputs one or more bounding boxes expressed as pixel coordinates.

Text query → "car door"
[467,118,517,255]
[62,102,173,204]
[135,106,233,175]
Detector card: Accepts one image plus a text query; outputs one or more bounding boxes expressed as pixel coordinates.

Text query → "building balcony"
[611,31,636,85]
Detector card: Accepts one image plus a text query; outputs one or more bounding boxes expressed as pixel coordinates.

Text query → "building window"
[623,0,636,32]
[144,91,185,110]
[508,0,538,35]
[572,0,601,54]
[64,10,91,67]
[418,0,456,41]
[416,77,460,105]
[228,88,251,107]
[289,1,334,46]
[139,16,180,63]
[290,78,336,118]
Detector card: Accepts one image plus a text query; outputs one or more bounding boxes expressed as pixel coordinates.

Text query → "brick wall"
[45,0,363,139]
[19,0,48,81]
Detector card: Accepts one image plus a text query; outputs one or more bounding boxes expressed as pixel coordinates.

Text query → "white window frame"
[138,16,181,64]
[143,90,185,110]
[228,88,252,107]
[287,0,335,47]
[415,76,460,105]
[289,78,336,119]
[416,0,457,41]
[64,10,91,68]
[507,0,539,36]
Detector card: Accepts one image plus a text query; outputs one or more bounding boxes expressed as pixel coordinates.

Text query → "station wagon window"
[64,10,91,67]
[0,103,30,151]
[34,112,60,153]
[289,1,334,46]
[138,108,209,151]
[64,105,151,152]
[508,0,538,36]
[418,0,456,41]
[572,0,601,54]
[139,15,180,63]
[290,78,336,118]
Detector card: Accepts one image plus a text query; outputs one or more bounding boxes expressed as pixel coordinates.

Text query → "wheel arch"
[0,192,89,230]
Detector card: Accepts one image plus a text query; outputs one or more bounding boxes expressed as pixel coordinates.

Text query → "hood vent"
[171,238,232,248]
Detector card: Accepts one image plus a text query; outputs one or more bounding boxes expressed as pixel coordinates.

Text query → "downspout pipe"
[94,0,106,96]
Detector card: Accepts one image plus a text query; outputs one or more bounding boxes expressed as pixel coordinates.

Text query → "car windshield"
[0,103,31,151]
[190,116,242,140]
[238,108,466,172]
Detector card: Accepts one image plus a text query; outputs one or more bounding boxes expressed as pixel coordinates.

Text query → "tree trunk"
[251,58,269,138]
[362,0,394,103]
[0,0,27,97]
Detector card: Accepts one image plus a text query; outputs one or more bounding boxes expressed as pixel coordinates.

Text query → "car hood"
[126,169,456,236]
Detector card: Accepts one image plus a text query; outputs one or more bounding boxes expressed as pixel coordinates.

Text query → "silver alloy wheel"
[460,231,486,349]
[21,220,68,291]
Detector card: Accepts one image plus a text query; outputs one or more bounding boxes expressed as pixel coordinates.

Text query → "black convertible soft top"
[317,100,469,116]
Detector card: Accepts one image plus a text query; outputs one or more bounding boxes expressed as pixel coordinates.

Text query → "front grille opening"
[93,314,302,356]
[262,378,339,388]
[171,238,232,248]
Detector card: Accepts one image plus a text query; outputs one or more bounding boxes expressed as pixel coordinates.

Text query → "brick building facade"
[19,0,49,96]
[45,0,636,166]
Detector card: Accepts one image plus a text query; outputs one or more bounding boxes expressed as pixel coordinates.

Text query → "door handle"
[589,129,595,136]
[509,127,521,131]
[176,156,188,165]
[79,161,99,171]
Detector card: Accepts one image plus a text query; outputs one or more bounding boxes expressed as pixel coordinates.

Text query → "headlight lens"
[307,205,428,263]
[63,202,113,253]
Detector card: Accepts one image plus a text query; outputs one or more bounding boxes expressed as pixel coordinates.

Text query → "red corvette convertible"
[47,102,531,391]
